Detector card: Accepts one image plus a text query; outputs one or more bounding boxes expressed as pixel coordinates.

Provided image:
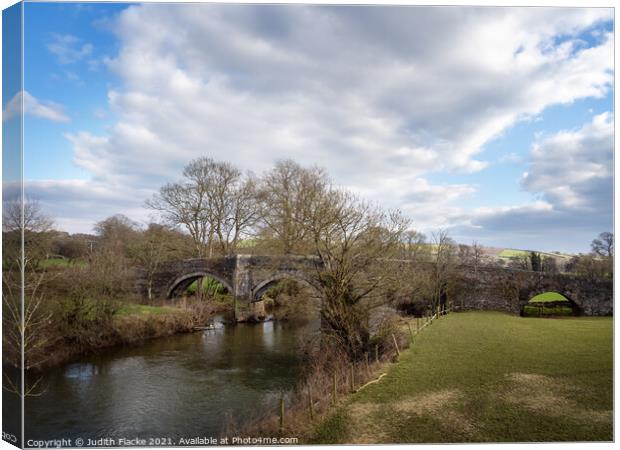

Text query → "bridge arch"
[520,288,582,316]
[252,271,321,302]
[166,271,234,299]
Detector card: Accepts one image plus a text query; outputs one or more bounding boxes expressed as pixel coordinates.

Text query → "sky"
[2,2,615,253]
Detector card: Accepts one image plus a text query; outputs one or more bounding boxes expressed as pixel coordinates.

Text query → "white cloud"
[3,90,70,123]
[46,33,93,65]
[31,5,613,250]
[451,113,613,252]
[522,112,613,210]
[68,6,612,183]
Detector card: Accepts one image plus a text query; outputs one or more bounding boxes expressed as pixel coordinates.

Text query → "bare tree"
[256,159,329,255]
[3,198,55,269]
[147,158,259,298]
[507,254,531,271]
[147,158,257,258]
[2,260,56,372]
[459,242,487,268]
[591,232,614,257]
[94,214,139,250]
[566,253,611,280]
[3,197,53,233]
[146,159,213,258]
[128,224,192,300]
[51,233,90,263]
[402,230,429,262]
[206,163,258,255]
[146,158,218,300]
[429,230,457,315]
[302,186,411,359]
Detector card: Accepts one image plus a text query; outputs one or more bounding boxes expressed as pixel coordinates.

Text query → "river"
[19,313,319,445]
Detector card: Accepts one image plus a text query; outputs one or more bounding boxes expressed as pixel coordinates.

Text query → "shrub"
[186,276,227,297]
[523,304,574,317]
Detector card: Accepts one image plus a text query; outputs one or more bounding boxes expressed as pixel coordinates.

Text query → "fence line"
[236,305,455,437]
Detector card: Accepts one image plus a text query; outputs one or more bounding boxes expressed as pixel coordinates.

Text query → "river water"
[21,314,319,444]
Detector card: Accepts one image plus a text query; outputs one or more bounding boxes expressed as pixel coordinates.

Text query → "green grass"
[529,292,570,303]
[39,258,87,268]
[522,305,574,316]
[499,249,531,259]
[311,312,612,443]
[56,299,182,321]
[499,249,571,261]
[115,303,182,317]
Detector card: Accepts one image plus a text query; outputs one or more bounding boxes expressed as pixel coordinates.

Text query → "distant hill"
[494,248,573,262]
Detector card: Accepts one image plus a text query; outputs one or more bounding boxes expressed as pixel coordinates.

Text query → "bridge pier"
[234,298,267,322]
[233,255,266,322]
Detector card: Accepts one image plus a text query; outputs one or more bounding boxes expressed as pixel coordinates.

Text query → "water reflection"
[24,316,319,443]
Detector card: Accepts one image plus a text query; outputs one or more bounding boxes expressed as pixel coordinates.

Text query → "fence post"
[407,322,414,342]
[332,372,338,405]
[308,386,314,420]
[392,333,401,358]
[279,393,284,433]
[350,365,355,392]
[375,344,379,363]
[365,353,370,372]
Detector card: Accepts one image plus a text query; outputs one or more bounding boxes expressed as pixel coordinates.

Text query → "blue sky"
[23,2,125,180]
[2,2,22,186]
[3,3,614,253]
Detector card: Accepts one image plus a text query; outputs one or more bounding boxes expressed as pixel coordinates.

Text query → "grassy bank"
[29,301,196,371]
[311,312,612,443]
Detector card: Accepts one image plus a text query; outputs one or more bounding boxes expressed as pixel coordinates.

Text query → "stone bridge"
[451,265,613,316]
[135,255,613,321]
[135,255,322,321]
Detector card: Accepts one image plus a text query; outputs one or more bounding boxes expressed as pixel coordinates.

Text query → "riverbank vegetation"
[2,208,233,371]
[310,312,612,443]
[2,258,220,371]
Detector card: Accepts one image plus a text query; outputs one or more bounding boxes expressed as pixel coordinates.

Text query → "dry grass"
[501,372,612,424]
[345,389,475,444]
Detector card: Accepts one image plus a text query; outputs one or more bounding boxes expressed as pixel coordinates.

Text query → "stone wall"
[451,266,613,316]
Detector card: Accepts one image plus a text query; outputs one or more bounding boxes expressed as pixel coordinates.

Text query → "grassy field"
[529,292,570,303]
[311,312,612,443]
[498,249,572,261]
